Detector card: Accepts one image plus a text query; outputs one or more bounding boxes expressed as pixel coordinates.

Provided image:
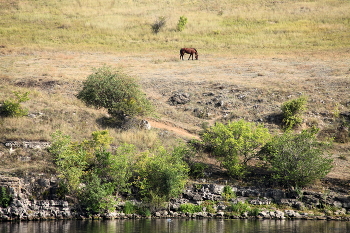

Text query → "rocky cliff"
[1,175,350,221]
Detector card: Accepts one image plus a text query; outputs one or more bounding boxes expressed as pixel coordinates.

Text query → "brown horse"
[180,48,198,60]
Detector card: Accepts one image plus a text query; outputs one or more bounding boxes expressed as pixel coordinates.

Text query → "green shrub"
[179,203,202,213]
[79,173,116,213]
[94,143,136,194]
[0,186,13,208]
[248,207,261,216]
[77,66,153,120]
[50,131,89,194]
[281,96,307,130]
[137,206,152,217]
[177,16,188,32]
[123,201,137,214]
[147,191,168,212]
[0,91,29,117]
[200,200,216,213]
[201,119,271,178]
[188,162,208,179]
[259,128,333,187]
[222,185,236,200]
[230,202,251,215]
[50,130,134,214]
[134,145,189,201]
[151,16,166,34]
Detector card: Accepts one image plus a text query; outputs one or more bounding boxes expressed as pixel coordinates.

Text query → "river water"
[1,219,350,233]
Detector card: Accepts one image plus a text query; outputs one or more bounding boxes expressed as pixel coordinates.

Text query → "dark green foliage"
[79,173,116,213]
[151,16,166,34]
[94,143,136,193]
[259,128,333,187]
[281,96,307,130]
[248,207,261,216]
[123,202,151,216]
[0,91,29,117]
[77,66,153,120]
[123,201,136,214]
[188,162,208,179]
[177,16,188,32]
[0,186,13,208]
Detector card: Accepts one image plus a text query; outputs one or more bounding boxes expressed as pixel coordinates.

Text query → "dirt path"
[146,119,200,140]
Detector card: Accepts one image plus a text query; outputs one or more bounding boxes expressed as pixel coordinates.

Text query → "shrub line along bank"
[1,176,350,221]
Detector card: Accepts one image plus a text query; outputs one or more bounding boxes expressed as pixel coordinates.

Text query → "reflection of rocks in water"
[2,218,348,232]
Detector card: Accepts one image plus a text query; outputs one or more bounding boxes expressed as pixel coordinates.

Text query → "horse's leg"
[188,53,192,60]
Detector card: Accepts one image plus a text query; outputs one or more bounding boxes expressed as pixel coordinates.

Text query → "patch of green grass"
[179,203,203,213]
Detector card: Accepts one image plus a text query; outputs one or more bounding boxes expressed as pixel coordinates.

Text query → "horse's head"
[195,53,198,60]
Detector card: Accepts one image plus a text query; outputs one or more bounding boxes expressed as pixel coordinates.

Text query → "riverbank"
[1,176,350,222]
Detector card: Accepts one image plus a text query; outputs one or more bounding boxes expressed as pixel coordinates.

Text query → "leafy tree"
[79,173,117,213]
[177,16,188,32]
[50,130,128,213]
[0,187,13,207]
[94,143,137,193]
[259,128,333,187]
[50,130,190,213]
[281,96,307,130]
[77,66,153,120]
[0,91,30,117]
[134,145,189,201]
[201,119,271,177]
[49,131,89,194]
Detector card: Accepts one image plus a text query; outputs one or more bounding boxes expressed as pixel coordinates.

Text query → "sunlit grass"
[0,0,348,53]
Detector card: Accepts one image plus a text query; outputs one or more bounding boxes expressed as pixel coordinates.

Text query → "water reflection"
[1,219,350,233]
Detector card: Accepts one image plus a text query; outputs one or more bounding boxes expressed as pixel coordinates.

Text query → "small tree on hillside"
[49,130,133,214]
[77,66,153,120]
[134,145,190,210]
[281,96,307,131]
[202,119,271,178]
[177,16,187,32]
[259,128,333,187]
[0,91,30,117]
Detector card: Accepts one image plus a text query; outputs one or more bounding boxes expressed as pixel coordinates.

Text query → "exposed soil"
[146,119,200,140]
[1,48,350,189]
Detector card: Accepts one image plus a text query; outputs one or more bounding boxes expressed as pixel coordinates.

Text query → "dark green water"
[1,219,350,233]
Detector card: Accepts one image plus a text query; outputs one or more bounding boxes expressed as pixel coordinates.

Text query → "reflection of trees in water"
[1,219,350,233]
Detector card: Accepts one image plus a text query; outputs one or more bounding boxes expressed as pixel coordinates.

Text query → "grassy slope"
[1,0,349,53]
[0,0,349,183]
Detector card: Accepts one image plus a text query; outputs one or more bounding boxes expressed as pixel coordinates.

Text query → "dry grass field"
[0,0,349,191]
